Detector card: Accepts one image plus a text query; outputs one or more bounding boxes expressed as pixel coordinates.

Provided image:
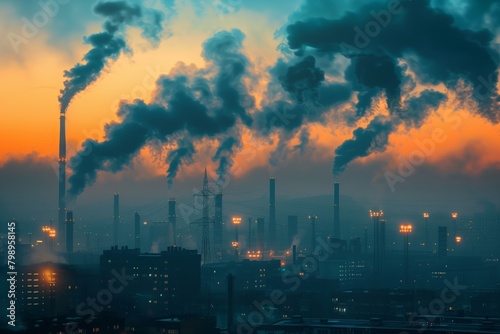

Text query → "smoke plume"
[59,0,166,113]
[68,29,253,196]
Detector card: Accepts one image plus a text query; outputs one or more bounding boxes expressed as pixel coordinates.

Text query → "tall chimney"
[134,212,141,249]
[292,244,297,265]
[256,218,265,251]
[248,217,252,250]
[227,273,234,333]
[309,214,317,251]
[214,193,223,261]
[113,194,119,246]
[269,178,276,248]
[66,211,74,254]
[288,215,298,246]
[58,112,66,251]
[379,217,386,284]
[333,182,340,238]
[168,198,176,246]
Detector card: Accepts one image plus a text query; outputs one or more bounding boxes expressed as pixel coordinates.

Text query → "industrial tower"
[192,168,214,264]
[58,111,66,251]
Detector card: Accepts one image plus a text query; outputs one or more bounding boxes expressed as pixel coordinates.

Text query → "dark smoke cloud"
[212,136,240,182]
[333,116,393,176]
[167,139,195,187]
[346,54,404,116]
[285,0,498,175]
[59,1,167,113]
[255,55,351,134]
[287,0,499,122]
[333,89,447,174]
[279,55,325,103]
[400,90,447,127]
[68,29,253,196]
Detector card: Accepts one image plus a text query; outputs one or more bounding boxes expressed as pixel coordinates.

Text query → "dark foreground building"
[100,246,201,319]
[253,316,500,334]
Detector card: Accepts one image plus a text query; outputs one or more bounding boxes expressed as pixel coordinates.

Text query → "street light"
[399,224,413,288]
[231,241,239,261]
[423,213,430,252]
[232,216,241,244]
[370,210,384,287]
[451,212,458,237]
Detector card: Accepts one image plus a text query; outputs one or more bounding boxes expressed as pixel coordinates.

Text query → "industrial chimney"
[58,111,66,251]
[333,182,340,238]
[66,211,74,254]
[269,178,276,248]
[113,194,119,246]
[168,198,176,246]
[288,215,298,246]
[134,212,141,249]
[214,193,223,260]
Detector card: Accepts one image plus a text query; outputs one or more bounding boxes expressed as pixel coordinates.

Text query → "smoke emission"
[59,0,167,113]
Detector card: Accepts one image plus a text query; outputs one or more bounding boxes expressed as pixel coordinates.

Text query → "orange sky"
[1,0,499,185]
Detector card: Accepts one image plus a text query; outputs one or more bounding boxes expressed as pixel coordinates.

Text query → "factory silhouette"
[3,166,500,333]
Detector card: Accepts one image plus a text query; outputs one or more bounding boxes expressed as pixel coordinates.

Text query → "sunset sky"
[1,0,499,230]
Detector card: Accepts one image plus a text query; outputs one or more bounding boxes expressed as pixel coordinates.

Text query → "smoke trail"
[285,0,498,174]
[333,90,447,174]
[59,0,166,112]
[68,29,253,196]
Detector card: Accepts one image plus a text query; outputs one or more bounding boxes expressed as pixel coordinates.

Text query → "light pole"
[232,217,241,241]
[308,214,318,251]
[370,210,383,287]
[400,224,413,289]
[231,241,239,261]
[423,213,429,252]
[451,212,458,237]
[455,235,463,284]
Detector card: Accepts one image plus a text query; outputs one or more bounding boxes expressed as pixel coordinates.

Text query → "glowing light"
[423,213,429,219]
[399,224,413,234]
[455,236,462,243]
[370,210,384,218]
[231,241,238,247]
[451,212,458,219]
[232,217,242,225]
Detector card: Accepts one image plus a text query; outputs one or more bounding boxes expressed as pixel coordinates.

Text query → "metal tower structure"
[58,111,66,251]
[333,182,340,238]
[192,168,214,264]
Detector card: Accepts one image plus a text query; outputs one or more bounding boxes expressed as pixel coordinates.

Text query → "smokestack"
[113,194,119,246]
[214,193,223,261]
[309,214,317,251]
[288,216,298,246]
[248,217,252,250]
[269,178,276,248]
[168,198,176,246]
[227,273,234,333]
[333,182,340,238]
[380,217,386,285]
[135,212,140,249]
[58,112,66,251]
[292,244,297,265]
[66,211,74,254]
[256,218,265,251]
